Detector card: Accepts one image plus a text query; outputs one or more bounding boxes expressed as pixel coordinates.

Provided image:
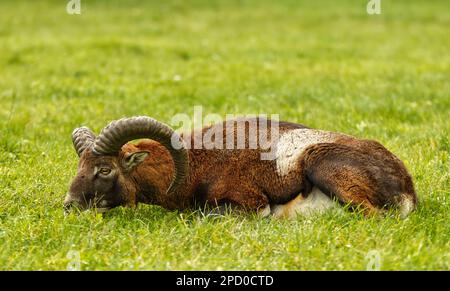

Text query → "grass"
[0,0,449,270]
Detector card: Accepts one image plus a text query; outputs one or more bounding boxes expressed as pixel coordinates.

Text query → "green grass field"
[0,0,449,270]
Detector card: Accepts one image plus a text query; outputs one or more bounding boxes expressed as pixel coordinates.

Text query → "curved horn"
[93,116,189,195]
[72,127,96,157]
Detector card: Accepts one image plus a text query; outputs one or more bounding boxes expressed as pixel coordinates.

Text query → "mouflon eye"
[99,168,111,176]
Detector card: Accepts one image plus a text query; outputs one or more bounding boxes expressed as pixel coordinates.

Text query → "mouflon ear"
[122,151,149,171]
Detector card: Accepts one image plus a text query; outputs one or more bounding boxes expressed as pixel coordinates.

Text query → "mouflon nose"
[63,194,81,215]
[63,202,72,215]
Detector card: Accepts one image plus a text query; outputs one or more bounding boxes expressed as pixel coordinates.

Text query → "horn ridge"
[72,126,96,157]
[93,116,189,196]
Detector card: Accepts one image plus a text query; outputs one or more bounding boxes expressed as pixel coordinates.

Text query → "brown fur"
[66,118,417,216]
[301,138,417,212]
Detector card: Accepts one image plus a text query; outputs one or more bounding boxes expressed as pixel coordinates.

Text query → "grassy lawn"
[0,0,449,270]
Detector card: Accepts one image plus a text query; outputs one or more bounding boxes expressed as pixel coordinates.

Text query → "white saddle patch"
[271,187,338,218]
[275,129,338,177]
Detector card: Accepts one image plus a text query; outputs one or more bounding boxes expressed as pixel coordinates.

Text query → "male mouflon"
[65,116,417,218]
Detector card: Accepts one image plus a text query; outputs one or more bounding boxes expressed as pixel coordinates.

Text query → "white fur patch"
[258,204,271,218]
[271,187,337,218]
[399,195,415,219]
[275,129,338,177]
